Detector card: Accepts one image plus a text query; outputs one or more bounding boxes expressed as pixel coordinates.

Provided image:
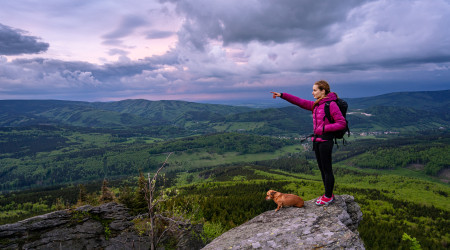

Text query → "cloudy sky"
[0,0,449,104]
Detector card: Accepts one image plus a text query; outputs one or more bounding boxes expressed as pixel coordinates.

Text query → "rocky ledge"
[0,202,203,250]
[0,202,151,249]
[202,194,365,250]
[0,195,364,249]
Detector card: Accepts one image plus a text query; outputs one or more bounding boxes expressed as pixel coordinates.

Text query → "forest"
[0,91,449,249]
[0,127,448,249]
[0,127,298,190]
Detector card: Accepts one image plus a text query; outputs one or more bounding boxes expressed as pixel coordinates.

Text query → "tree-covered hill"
[0,100,153,127]
[348,105,449,131]
[0,90,450,135]
[218,104,449,135]
[346,89,450,111]
[0,99,255,128]
[92,99,255,122]
[1,90,449,133]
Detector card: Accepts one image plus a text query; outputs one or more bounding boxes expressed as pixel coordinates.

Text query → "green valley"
[0,90,449,249]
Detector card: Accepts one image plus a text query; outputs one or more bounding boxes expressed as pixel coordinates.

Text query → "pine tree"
[132,171,148,214]
[118,185,134,208]
[77,184,87,205]
[99,178,114,203]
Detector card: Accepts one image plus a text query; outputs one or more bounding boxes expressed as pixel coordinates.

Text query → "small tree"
[77,184,87,205]
[142,153,173,250]
[138,152,199,249]
[99,178,115,203]
[118,185,134,209]
[127,172,150,214]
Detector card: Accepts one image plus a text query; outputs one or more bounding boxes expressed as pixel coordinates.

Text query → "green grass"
[212,122,266,132]
[335,162,447,185]
[167,144,303,172]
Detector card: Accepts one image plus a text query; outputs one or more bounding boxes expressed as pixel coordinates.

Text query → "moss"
[70,210,90,223]
[103,223,111,240]
[89,214,114,240]
[69,210,114,240]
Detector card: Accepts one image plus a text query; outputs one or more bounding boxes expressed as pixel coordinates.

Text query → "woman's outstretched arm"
[271,92,314,111]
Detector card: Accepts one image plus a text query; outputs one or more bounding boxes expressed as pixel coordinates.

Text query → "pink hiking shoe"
[315,194,334,206]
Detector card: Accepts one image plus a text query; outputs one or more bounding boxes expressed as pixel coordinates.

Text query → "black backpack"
[323,98,350,143]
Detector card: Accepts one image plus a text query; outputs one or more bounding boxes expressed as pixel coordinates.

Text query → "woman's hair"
[313,80,331,109]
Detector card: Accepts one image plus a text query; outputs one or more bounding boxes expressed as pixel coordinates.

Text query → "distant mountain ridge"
[0,100,151,127]
[92,99,255,122]
[0,90,449,132]
[346,89,450,111]
[0,99,254,128]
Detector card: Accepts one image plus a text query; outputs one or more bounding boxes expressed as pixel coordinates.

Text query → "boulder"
[202,194,364,250]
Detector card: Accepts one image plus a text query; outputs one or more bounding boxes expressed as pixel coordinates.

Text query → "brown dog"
[266,190,304,212]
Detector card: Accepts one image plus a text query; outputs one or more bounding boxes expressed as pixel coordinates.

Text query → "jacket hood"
[318,92,338,105]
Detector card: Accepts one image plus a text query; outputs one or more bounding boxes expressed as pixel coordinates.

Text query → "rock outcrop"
[1,195,364,250]
[0,202,150,249]
[0,202,203,250]
[202,194,364,250]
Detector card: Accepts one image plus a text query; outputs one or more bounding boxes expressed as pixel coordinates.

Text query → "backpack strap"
[324,101,335,123]
[322,101,334,135]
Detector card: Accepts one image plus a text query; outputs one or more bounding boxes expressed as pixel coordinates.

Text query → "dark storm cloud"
[317,55,450,73]
[168,0,371,50]
[0,23,49,55]
[168,0,450,80]
[1,0,449,102]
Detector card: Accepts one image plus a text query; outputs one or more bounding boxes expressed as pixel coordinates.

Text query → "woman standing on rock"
[271,80,346,205]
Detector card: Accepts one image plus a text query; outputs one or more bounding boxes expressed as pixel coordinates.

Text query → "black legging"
[313,140,335,198]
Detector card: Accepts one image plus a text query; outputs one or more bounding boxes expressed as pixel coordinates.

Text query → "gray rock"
[202,194,365,250]
[0,195,364,250]
[0,202,151,249]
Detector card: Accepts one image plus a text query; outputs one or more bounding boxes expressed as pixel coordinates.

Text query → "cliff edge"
[202,194,364,250]
[0,195,364,249]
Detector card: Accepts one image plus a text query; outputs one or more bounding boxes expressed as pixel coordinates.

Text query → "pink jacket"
[282,92,346,142]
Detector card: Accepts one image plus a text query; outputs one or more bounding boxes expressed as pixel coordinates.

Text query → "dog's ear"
[270,191,277,196]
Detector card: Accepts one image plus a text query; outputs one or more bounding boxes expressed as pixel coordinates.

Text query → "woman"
[271,80,346,205]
